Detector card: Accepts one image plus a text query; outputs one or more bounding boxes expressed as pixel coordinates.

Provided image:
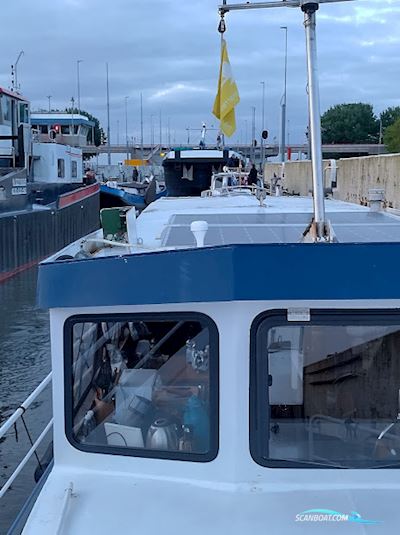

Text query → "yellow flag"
[213,39,240,138]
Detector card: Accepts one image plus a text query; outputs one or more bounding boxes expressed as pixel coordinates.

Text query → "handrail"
[0,372,52,439]
[0,419,53,499]
[0,372,53,502]
[307,413,400,461]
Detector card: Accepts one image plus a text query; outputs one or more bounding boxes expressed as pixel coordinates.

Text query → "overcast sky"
[1,0,399,146]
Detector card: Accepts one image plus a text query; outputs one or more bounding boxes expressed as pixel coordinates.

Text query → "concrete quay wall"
[265,153,400,208]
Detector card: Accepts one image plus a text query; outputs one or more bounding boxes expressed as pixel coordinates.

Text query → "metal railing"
[0,372,53,500]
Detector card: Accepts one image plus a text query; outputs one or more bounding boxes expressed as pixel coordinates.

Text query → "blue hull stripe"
[37,243,400,308]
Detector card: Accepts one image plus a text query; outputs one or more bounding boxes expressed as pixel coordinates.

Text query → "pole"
[117,119,120,145]
[77,60,82,114]
[159,109,162,146]
[71,97,75,139]
[303,2,326,237]
[260,81,265,167]
[106,62,111,165]
[47,95,52,112]
[279,26,288,162]
[251,106,256,162]
[140,92,144,162]
[124,96,129,161]
[14,51,24,92]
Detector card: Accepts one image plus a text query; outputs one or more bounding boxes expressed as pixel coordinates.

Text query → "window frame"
[64,312,220,463]
[57,158,65,178]
[71,160,78,179]
[250,308,400,469]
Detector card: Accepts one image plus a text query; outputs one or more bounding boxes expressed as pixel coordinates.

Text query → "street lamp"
[12,50,24,92]
[251,106,256,162]
[106,62,111,165]
[77,60,83,114]
[124,96,129,161]
[280,26,288,162]
[260,81,266,166]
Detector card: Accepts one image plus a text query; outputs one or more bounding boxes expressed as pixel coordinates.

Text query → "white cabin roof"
[44,193,400,263]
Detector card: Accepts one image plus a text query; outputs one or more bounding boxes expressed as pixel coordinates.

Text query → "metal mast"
[279,26,288,163]
[302,1,325,237]
[106,62,111,165]
[218,0,353,240]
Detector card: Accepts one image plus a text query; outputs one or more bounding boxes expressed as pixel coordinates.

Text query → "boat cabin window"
[18,102,29,124]
[61,125,70,135]
[71,161,78,179]
[251,311,400,469]
[65,314,218,461]
[1,95,11,124]
[57,159,65,178]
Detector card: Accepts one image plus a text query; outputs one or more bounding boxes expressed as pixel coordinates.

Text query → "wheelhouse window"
[65,314,218,461]
[71,160,78,179]
[251,311,400,469]
[1,96,11,123]
[18,102,29,124]
[57,158,65,178]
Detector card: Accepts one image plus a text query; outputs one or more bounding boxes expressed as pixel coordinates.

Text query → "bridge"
[82,143,387,160]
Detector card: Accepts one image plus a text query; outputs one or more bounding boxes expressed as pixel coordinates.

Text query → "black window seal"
[64,312,219,463]
[249,308,400,469]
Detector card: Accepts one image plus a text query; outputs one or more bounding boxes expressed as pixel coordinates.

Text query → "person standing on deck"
[248,163,258,186]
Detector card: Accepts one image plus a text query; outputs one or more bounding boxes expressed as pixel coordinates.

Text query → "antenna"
[218,0,354,241]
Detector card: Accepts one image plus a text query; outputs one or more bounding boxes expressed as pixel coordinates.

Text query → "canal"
[0,268,51,534]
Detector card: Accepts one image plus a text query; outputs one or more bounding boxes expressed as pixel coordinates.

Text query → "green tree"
[380,106,400,130]
[321,103,379,144]
[384,117,400,153]
[65,107,105,147]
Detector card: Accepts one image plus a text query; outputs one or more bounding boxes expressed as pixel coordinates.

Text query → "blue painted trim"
[37,243,400,309]
[31,118,95,127]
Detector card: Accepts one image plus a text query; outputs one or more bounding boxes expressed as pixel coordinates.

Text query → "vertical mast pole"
[106,62,111,165]
[279,26,288,162]
[140,92,144,162]
[302,1,326,237]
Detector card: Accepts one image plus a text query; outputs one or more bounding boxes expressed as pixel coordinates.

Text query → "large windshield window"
[65,314,218,461]
[251,311,400,469]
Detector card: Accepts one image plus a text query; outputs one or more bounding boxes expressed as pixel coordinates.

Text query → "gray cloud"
[0,0,398,145]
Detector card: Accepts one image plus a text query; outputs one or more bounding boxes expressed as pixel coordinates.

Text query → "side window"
[19,102,29,124]
[2,96,11,123]
[57,159,65,178]
[65,315,218,461]
[251,311,400,469]
[71,161,78,179]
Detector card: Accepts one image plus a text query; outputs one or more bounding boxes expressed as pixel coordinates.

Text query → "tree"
[321,103,379,144]
[384,118,400,153]
[380,106,400,130]
[65,107,105,147]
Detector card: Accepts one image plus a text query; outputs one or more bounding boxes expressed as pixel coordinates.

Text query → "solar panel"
[161,210,400,247]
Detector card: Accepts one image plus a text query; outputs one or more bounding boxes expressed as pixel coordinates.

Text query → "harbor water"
[0,268,52,534]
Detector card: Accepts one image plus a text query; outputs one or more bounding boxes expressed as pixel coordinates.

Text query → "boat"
[2,0,399,533]
[100,179,167,211]
[0,92,100,282]
[163,147,246,196]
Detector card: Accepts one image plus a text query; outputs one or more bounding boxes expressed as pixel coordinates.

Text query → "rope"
[20,414,43,471]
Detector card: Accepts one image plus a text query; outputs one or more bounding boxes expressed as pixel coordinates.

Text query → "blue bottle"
[183,395,209,452]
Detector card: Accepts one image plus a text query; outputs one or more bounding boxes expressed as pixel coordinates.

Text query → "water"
[0,268,52,534]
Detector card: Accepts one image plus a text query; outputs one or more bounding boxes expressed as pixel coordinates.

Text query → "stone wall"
[265,153,400,208]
